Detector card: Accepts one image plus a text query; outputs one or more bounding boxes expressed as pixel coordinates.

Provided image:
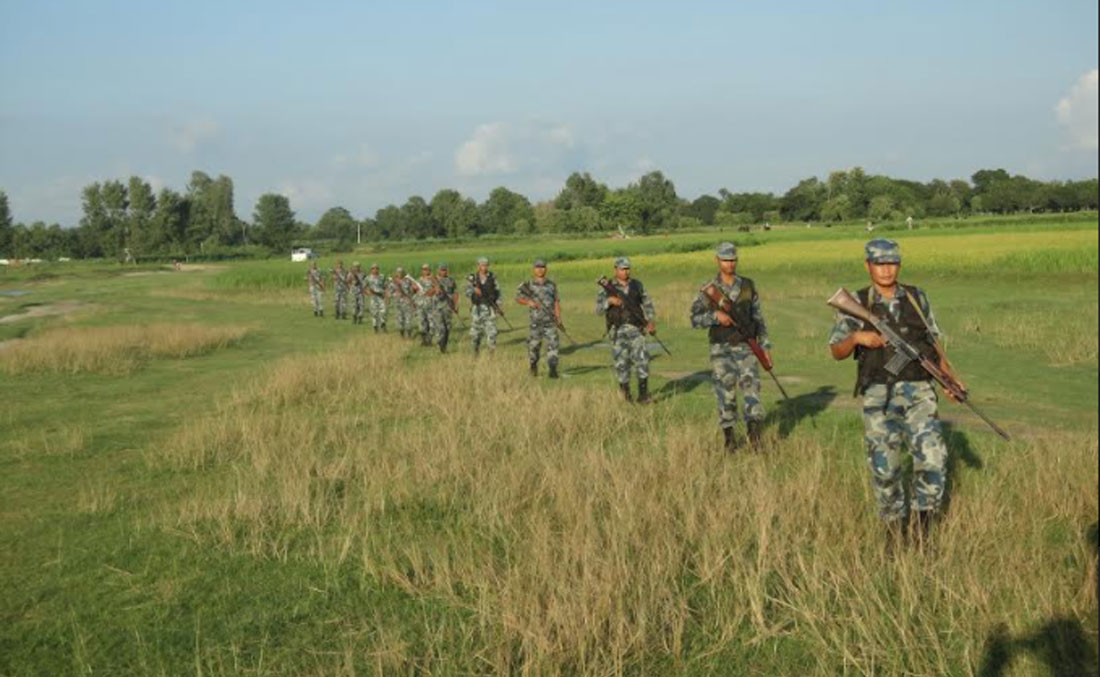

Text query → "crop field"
[1,217,1097,675]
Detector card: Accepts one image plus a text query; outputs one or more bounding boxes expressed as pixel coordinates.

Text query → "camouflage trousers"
[334,289,348,317]
[861,381,948,521]
[415,299,433,337]
[352,292,365,321]
[710,342,764,428]
[469,304,499,351]
[527,322,560,367]
[310,288,323,313]
[431,306,453,344]
[609,324,649,384]
[369,296,387,329]
[393,300,415,333]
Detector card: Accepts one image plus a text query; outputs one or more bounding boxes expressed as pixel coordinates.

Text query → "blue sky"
[1,0,1096,225]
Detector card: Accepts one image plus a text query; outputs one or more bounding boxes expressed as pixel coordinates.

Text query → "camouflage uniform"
[415,270,436,342]
[350,267,367,324]
[432,272,458,351]
[690,265,772,431]
[597,258,656,389]
[828,239,949,523]
[387,273,419,337]
[332,266,349,319]
[466,261,501,353]
[517,271,560,374]
[306,266,324,316]
[366,269,387,330]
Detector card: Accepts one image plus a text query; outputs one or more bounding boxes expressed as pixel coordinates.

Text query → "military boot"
[619,382,632,402]
[319,309,323,317]
[421,333,431,346]
[747,420,764,449]
[473,339,481,356]
[636,378,650,403]
[548,363,559,379]
[722,427,740,453]
[529,360,538,377]
[439,334,448,353]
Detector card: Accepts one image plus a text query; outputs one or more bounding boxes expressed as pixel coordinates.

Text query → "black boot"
[439,333,448,353]
[530,360,538,377]
[636,378,650,403]
[619,382,632,402]
[548,362,559,379]
[747,420,764,449]
[421,333,431,346]
[473,340,481,356]
[722,427,740,453]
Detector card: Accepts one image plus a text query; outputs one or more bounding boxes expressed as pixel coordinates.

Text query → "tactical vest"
[605,279,646,330]
[472,272,499,306]
[854,284,937,392]
[709,277,760,345]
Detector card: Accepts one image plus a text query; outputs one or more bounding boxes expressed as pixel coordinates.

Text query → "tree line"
[1,167,1096,260]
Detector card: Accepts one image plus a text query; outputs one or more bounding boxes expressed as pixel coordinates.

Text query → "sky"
[1,0,1097,226]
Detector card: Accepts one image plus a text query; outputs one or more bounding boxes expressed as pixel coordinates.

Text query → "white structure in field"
[291,248,317,262]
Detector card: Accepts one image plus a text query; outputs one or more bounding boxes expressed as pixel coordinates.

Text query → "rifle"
[307,269,325,292]
[596,275,672,357]
[699,282,790,401]
[467,273,514,331]
[827,287,1010,441]
[517,281,577,346]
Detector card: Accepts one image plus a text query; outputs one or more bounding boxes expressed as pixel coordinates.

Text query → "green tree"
[253,194,296,253]
[868,195,894,221]
[685,194,721,225]
[0,189,13,255]
[127,176,156,256]
[480,187,534,235]
[554,172,608,210]
[781,177,827,221]
[400,196,433,239]
[430,189,479,238]
[820,194,852,222]
[631,170,678,233]
[101,180,129,259]
[316,206,358,244]
[151,188,188,252]
[373,205,404,240]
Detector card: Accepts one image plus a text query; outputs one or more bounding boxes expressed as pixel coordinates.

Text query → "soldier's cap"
[865,238,901,264]
[395,266,405,274]
[614,256,631,269]
[352,261,361,267]
[716,242,738,260]
[533,258,547,268]
[370,262,379,269]
[476,256,489,265]
[420,263,430,269]
[438,263,449,270]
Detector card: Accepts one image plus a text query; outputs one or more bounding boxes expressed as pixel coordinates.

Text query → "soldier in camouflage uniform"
[366,263,387,332]
[516,259,561,378]
[349,262,368,325]
[597,257,657,402]
[466,256,501,355]
[690,242,773,452]
[306,260,325,317]
[387,267,420,338]
[415,263,437,345]
[828,238,951,546]
[432,263,459,353]
[331,260,349,320]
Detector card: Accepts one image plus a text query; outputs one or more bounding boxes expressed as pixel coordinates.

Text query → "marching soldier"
[415,263,437,345]
[366,263,387,332]
[331,259,349,320]
[596,257,657,402]
[433,263,459,353]
[690,242,772,452]
[466,256,501,354]
[306,260,325,317]
[827,238,951,547]
[349,262,367,325]
[387,267,419,338]
[516,259,561,378]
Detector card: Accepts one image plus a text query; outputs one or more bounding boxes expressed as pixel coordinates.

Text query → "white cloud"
[168,118,219,154]
[454,121,580,177]
[455,122,516,176]
[278,179,333,208]
[1055,68,1098,151]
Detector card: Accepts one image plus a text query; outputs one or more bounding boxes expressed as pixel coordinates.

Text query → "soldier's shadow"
[940,421,984,516]
[561,339,605,356]
[978,618,1098,676]
[652,371,711,403]
[765,386,837,439]
[561,365,605,377]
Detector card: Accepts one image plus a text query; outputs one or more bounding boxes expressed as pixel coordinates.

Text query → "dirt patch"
[122,270,171,277]
[0,300,87,324]
[0,338,24,352]
[177,264,226,272]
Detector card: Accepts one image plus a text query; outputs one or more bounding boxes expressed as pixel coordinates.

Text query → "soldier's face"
[615,267,630,282]
[717,258,737,275]
[439,269,449,277]
[478,263,488,274]
[421,267,430,276]
[534,266,547,279]
[866,261,900,287]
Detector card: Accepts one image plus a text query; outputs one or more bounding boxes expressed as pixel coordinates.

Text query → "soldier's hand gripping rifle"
[699,282,791,401]
[467,273,514,331]
[517,281,577,346]
[596,275,672,357]
[826,288,1010,441]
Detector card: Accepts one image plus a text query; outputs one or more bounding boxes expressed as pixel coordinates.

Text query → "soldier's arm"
[640,288,656,323]
[828,314,880,360]
[596,288,609,315]
[690,293,719,329]
[751,290,772,350]
[916,288,943,341]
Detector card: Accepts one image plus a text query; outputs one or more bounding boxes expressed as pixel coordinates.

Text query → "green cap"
[476,256,489,265]
[438,262,449,270]
[865,238,901,264]
[614,256,631,269]
[533,258,547,268]
[716,242,738,260]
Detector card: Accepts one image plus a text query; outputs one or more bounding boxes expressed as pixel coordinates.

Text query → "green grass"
[1,215,1096,675]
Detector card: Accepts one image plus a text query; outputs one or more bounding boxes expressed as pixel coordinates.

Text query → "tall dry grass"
[159,336,1097,674]
[0,323,249,375]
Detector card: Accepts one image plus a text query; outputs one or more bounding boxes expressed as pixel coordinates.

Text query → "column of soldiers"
[304,238,965,548]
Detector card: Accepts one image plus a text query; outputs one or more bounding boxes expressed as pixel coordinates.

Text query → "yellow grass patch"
[0,323,249,375]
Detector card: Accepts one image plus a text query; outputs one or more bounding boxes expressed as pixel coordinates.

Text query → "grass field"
[1,217,1097,675]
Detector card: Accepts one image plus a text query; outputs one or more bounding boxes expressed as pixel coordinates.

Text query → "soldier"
[387,266,420,338]
[597,257,657,402]
[828,238,951,547]
[306,260,325,317]
[414,263,437,345]
[349,262,368,325]
[432,263,459,353]
[331,259,349,320]
[516,259,562,378]
[466,256,501,355]
[366,263,387,332]
[690,242,772,452]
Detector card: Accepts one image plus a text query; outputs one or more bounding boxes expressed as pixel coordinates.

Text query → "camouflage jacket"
[306,268,324,290]
[434,276,458,310]
[387,276,419,302]
[331,269,348,292]
[516,279,559,325]
[596,278,655,323]
[690,274,772,350]
[827,284,941,346]
[365,274,386,296]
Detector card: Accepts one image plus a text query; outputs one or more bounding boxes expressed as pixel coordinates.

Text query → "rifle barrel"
[766,369,791,401]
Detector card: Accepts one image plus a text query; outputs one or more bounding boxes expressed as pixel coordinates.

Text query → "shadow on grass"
[561,365,605,377]
[765,385,837,439]
[561,338,605,356]
[978,618,1098,677]
[652,370,711,403]
[941,421,984,516]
